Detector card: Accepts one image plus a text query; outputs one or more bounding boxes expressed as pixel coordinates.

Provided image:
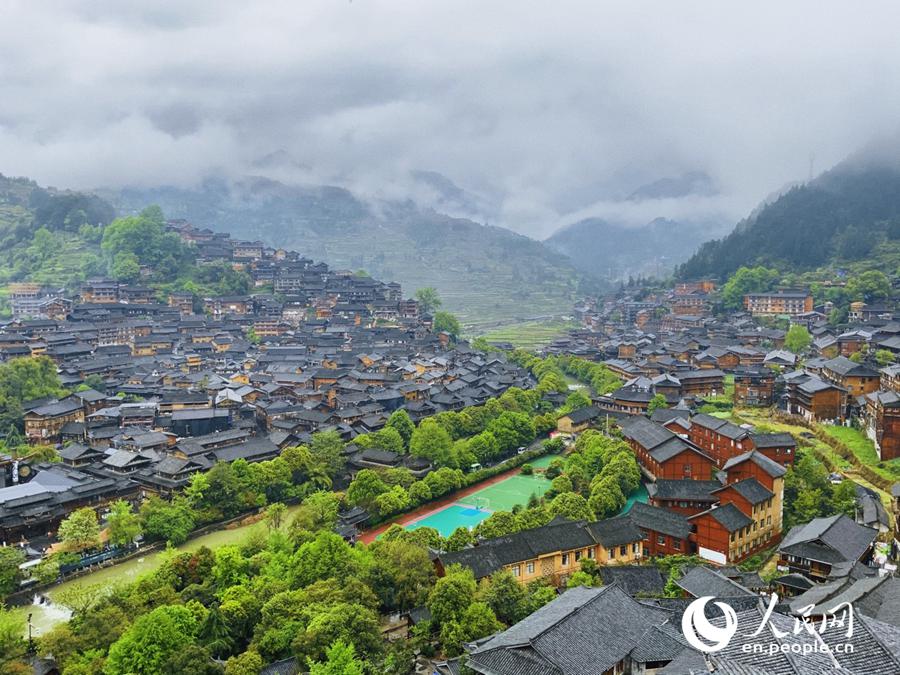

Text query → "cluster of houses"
[427,284,900,674]
[0,224,536,550]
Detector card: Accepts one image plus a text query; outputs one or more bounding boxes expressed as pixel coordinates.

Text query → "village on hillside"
[5,234,900,674]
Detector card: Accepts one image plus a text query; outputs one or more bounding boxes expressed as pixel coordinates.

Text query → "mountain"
[104,176,590,329]
[627,170,717,202]
[677,157,900,280]
[545,216,729,281]
[0,174,115,286]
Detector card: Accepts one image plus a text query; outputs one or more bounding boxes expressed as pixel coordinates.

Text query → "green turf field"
[464,473,552,511]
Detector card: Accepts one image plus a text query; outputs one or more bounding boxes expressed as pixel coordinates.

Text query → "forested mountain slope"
[678,160,900,280]
[0,174,115,286]
[107,177,590,329]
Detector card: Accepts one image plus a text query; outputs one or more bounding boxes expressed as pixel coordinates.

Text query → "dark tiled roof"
[779,514,877,565]
[626,502,692,539]
[598,565,666,596]
[720,477,774,505]
[694,502,753,533]
[648,479,721,501]
[675,566,756,599]
[721,449,787,478]
[467,585,672,675]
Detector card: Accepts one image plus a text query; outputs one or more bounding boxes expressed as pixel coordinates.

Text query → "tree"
[58,507,101,552]
[876,349,896,366]
[410,418,454,466]
[347,469,389,511]
[647,393,668,414]
[0,546,25,598]
[784,324,812,353]
[140,496,196,545]
[291,532,360,588]
[161,645,221,675]
[198,605,234,659]
[564,390,591,411]
[832,480,858,518]
[386,410,415,449]
[427,566,476,627]
[265,502,288,530]
[478,570,527,625]
[309,432,346,478]
[444,527,475,552]
[0,356,67,431]
[588,477,625,519]
[111,251,141,283]
[366,539,435,612]
[105,604,199,675]
[566,570,594,588]
[308,640,364,675]
[106,500,141,547]
[433,311,461,340]
[847,270,892,302]
[720,266,780,309]
[547,492,593,521]
[439,602,502,656]
[224,651,264,675]
[0,608,26,669]
[291,491,342,533]
[82,374,107,392]
[414,287,442,315]
[291,602,383,665]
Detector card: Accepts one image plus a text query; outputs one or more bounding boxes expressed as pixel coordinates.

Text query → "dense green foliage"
[0,174,114,289]
[0,355,67,431]
[21,501,559,674]
[679,163,900,280]
[783,449,856,529]
[510,351,622,395]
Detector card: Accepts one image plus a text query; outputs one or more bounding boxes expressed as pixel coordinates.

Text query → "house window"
[657,534,666,546]
[575,551,582,562]
[587,548,595,559]
[633,543,639,554]
[609,547,615,559]
[730,532,735,542]
[673,539,682,551]
[620,545,627,556]
[512,565,520,577]
[767,515,772,526]
[683,464,692,476]
[526,562,535,574]
[561,553,569,566]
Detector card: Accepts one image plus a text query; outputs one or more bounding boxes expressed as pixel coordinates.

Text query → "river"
[10,507,295,639]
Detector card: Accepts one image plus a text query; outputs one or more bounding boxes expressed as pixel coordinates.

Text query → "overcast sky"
[2,1,900,237]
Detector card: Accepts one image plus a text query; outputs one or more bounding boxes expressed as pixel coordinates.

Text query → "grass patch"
[820,425,900,481]
[821,426,880,464]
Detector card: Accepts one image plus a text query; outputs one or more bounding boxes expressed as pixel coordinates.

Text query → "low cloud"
[2,1,900,237]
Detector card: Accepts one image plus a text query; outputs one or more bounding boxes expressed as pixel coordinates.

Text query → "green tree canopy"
[433,311,461,339]
[721,266,780,309]
[414,287,442,314]
[784,324,812,353]
[106,500,141,547]
[57,507,101,552]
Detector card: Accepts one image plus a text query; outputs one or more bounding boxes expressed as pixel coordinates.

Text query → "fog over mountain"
[3,2,900,238]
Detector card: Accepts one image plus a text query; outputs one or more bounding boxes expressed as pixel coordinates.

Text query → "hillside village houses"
[0,221,536,548]
[10,238,900,674]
